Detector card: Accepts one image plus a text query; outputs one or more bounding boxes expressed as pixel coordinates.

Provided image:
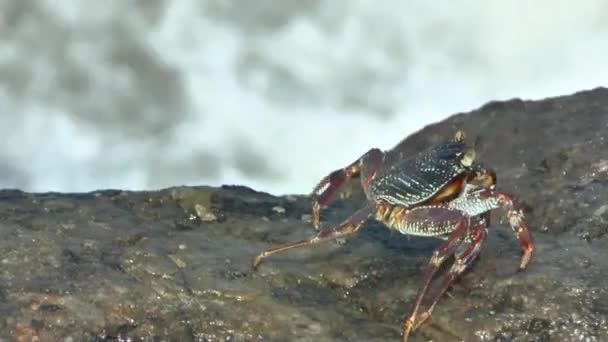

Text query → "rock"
[1,88,608,341]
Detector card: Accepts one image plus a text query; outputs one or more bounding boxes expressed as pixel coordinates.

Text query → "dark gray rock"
[1,88,608,341]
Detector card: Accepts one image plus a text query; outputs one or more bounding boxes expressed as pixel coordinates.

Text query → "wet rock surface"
[1,88,608,341]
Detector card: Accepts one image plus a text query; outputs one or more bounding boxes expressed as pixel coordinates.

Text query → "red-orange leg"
[311,166,357,230]
[402,215,472,341]
[311,148,384,230]
[479,189,534,270]
[252,204,375,270]
[407,223,487,335]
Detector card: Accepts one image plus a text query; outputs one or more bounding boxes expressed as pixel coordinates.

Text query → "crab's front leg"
[477,188,534,270]
[311,148,384,229]
[407,220,487,334]
[387,206,480,341]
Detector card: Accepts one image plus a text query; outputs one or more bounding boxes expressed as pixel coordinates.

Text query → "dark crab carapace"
[252,131,534,341]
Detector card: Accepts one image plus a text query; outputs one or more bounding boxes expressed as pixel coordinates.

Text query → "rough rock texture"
[1,87,608,342]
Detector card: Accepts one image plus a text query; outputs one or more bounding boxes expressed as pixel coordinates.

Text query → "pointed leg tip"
[251,255,263,271]
[402,330,411,342]
[402,319,414,342]
[517,260,530,273]
[518,253,533,272]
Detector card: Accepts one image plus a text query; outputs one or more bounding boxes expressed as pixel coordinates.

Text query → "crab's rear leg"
[252,203,375,270]
[311,148,384,229]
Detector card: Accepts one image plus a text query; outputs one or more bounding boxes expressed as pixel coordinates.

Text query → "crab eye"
[454,130,466,142]
[459,148,475,167]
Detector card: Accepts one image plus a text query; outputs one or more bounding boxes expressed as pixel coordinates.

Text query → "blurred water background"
[0,0,606,195]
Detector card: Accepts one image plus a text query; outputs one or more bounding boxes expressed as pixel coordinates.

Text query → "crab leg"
[408,224,487,334]
[480,189,534,270]
[252,204,375,270]
[311,160,360,229]
[402,215,472,341]
[311,148,383,229]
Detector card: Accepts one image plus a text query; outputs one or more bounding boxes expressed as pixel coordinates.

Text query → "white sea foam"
[1,0,606,195]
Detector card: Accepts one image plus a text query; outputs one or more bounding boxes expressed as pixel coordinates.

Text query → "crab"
[251,131,534,341]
